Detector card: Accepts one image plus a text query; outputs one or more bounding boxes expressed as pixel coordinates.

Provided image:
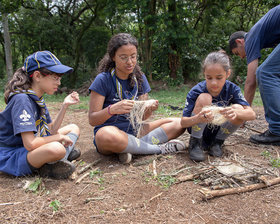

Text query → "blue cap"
[24,51,73,74]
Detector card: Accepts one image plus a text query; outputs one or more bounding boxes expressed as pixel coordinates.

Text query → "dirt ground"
[1,105,280,224]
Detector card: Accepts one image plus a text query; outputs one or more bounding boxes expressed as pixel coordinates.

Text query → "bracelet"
[107,104,113,116]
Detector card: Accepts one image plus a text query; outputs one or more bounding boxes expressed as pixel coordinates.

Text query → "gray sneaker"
[118,153,132,164]
[160,139,187,154]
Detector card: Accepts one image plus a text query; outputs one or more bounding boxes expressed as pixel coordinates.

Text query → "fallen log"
[199,176,280,200]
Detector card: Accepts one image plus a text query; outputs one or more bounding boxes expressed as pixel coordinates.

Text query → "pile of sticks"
[176,154,280,200]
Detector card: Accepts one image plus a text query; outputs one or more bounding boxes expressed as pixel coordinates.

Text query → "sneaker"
[118,153,132,164]
[250,130,280,146]
[67,147,81,162]
[38,160,75,179]
[188,136,205,162]
[160,139,186,154]
[208,139,224,157]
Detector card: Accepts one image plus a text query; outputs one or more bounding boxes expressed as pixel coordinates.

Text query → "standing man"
[229,5,280,145]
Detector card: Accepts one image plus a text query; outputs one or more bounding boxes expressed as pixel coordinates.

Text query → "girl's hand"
[147,100,159,112]
[199,109,214,123]
[63,91,80,106]
[220,107,237,121]
[60,134,73,147]
[110,100,134,115]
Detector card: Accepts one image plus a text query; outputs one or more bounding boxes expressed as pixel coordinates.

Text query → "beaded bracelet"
[107,104,113,116]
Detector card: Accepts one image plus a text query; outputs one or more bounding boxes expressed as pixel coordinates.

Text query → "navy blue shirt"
[89,72,151,135]
[0,94,51,147]
[245,5,280,64]
[182,80,249,117]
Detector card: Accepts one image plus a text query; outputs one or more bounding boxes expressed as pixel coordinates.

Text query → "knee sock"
[140,127,168,145]
[61,132,79,161]
[191,123,207,139]
[122,134,161,155]
[216,122,240,141]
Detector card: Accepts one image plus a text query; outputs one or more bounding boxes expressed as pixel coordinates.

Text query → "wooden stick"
[77,159,102,175]
[75,171,90,184]
[152,160,157,177]
[199,176,280,200]
[0,202,22,206]
[149,192,163,202]
[245,125,263,134]
[176,166,215,183]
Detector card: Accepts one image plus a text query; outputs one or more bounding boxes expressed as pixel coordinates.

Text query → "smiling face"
[113,44,137,79]
[204,63,230,97]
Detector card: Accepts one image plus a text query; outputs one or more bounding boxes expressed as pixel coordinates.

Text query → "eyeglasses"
[41,72,62,82]
[118,54,137,63]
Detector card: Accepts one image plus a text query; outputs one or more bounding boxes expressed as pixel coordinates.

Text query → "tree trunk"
[2,13,13,80]
[168,0,180,80]
[142,0,156,81]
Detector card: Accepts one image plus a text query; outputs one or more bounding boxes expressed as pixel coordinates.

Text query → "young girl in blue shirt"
[181,51,256,162]
[88,33,186,163]
[0,51,80,179]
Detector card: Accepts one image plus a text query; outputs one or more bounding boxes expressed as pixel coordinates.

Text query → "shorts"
[188,124,220,146]
[0,146,33,176]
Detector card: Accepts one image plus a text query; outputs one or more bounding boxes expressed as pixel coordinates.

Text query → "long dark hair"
[97,33,143,87]
[4,67,52,104]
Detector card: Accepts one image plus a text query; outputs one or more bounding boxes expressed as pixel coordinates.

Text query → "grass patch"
[0,85,263,114]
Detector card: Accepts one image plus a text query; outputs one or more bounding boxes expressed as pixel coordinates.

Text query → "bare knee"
[46,142,66,160]
[68,124,80,136]
[193,93,212,113]
[231,104,244,110]
[95,127,127,153]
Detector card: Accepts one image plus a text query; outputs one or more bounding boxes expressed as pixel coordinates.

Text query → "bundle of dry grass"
[129,99,157,138]
[202,105,228,126]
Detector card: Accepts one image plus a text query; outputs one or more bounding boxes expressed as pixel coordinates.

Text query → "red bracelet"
[107,104,113,116]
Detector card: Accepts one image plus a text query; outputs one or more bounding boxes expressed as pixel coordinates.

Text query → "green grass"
[0,86,263,113]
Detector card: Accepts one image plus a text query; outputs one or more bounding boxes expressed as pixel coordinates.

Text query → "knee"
[46,142,66,160]
[196,93,212,107]
[231,104,244,110]
[68,124,80,136]
[95,127,123,146]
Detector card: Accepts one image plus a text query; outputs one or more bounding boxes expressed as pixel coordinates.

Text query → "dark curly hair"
[97,33,143,87]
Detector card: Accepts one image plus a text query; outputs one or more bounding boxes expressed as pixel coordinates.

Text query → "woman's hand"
[109,100,134,115]
[147,99,159,112]
[63,91,80,106]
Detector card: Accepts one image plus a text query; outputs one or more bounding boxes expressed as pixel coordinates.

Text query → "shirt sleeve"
[139,74,151,95]
[11,95,37,136]
[89,73,109,97]
[231,85,250,106]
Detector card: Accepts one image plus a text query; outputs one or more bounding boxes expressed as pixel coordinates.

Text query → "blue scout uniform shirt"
[89,72,151,135]
[245,5,280,64]
[182,80,249,117]
[0,94,52,147]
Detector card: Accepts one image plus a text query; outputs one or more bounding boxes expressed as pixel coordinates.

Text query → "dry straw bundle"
[202,105,228,126]
[129,99,157,138]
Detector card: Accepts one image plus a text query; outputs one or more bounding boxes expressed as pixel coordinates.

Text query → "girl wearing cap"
[0,51,80,179]
[88,33,186,164]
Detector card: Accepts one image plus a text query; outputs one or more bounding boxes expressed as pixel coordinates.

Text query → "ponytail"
[4,67,32,104]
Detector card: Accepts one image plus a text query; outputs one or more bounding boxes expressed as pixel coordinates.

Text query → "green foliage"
[156,174,176,189]
[261,150,280,168]
[0,0,277,87]
[26,178,42,193]
[49,199,62,212]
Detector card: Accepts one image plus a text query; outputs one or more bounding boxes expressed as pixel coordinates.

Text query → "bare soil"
[1,105,280,224]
